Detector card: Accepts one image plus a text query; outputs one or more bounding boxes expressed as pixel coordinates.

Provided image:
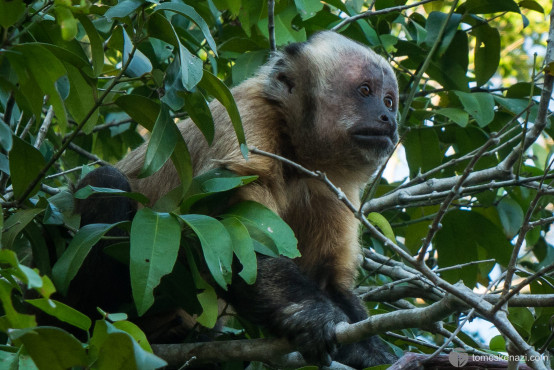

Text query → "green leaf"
[221,217,257,284]
[436,108,469,127]
[77,15,105,77]
[0,121,13,151]
[454,91,495,127]
[1,208,44,250]
[26,299,91,332]
[223,201,299,259]
[403,128,442,177]
[113,320,153,353]
[140,104,177,177]
[104,0,145,19]
[179,169,258,213]
[130,209,181,315]
[0,280,37,330]
[185,90,215,145]
[518,0,544,13]
[489,335,506,351]
[10,327,87,368]
[0,0,25,28]
[367,213,396,242]
[54,5,78,41]
[461,0,520,14]
[180,214,233,289]
[294,0,324,20]
[116,95,160,130]
[64,64,99,134]
[198,70,247,158]
[74,185,149,205]
[154,2,218,56]
[9,136,46,201]
[52,223,122,295]
[472,24,500,86]
[232,50,268,86]
[436,210,512,286]
[196,284,218,328]
[92,321,166,369]
[10,44,69,132]
[497,198,524,239]
[424,12,462,55]
[122,27,153,78]
[508,307,534,336]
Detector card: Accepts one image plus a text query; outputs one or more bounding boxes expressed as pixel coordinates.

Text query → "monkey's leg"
[223,256,353,366]
[329,288,398,368]
[70,166,137,316]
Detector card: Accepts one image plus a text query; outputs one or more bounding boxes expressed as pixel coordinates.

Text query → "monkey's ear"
[276,70,295,93]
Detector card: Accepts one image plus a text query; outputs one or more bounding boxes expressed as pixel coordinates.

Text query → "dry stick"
[15,45,137,205]
[331,0,440,32]
[493,263,554,313]
[267,0,276,52]
[34,105,54,149]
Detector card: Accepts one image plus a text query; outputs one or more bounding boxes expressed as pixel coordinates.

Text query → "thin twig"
[331,0,440,32]
[34,105,54,149]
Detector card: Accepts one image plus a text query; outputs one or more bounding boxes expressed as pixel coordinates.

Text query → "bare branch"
[331,0,441,32]
[268,0,276,52]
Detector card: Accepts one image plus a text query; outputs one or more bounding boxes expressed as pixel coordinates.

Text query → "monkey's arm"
[222,256,349,366]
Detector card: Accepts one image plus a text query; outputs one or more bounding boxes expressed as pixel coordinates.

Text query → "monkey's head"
[262,31,398,176]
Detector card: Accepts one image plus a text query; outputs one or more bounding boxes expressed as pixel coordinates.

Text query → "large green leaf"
[104,0,145,19]
[26,299,92,332]
[154,2,218,55]
[122,27,153,78]
[0,0,25,28]
[116,95,159,130]
[460,0,520,14]
[140,104,177,177]
[472,23,500,86]
[184,89,215,145]
[130,209,181,316]
[9,136,46,201]
[10,44,69,132]
[0,280,36,330]
[497,198,524,239]
[90,320,167,369]
[10,327,87,368]
[221,217,257,284]
[454,91,495,127]
[424,12,462,56]
[77,14,104,77]
[1,208,44,249]
[52,223,123,295]
[403,128,442,177]
[64,64,98,133]
[0,121,13,151]
[223,201,299,259]
[198,70,247,158]
[179,214,233,289]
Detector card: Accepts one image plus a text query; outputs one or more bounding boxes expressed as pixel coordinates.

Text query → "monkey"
[73,31,399,368]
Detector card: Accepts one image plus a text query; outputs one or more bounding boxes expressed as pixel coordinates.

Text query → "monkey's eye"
[358,84,371,97]
[384,96,394,110]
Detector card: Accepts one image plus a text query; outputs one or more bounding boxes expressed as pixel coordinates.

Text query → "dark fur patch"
[284,42,304,56]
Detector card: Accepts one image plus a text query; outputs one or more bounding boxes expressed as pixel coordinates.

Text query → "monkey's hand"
[276,299,349,366]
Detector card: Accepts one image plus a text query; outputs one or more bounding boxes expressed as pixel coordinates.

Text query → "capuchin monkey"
[73,31,399,368]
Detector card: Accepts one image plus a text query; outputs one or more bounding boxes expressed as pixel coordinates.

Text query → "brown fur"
[111,31,399,367]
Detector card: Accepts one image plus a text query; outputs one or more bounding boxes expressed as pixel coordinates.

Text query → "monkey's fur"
[74,31,399,367]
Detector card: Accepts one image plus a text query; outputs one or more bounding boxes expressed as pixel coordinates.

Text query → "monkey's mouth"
[349,126,396,148]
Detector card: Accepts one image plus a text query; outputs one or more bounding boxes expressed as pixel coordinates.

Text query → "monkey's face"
[314,54,399,169]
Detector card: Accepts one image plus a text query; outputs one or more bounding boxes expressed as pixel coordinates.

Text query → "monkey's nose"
[379,114,389,122]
